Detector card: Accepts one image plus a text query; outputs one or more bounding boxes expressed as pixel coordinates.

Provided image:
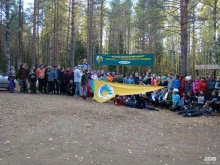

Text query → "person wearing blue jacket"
[170,88,181,111]
[54,65,60,94]
[46,66,55,94]
[172,75,180,89]
[128,75,135,84]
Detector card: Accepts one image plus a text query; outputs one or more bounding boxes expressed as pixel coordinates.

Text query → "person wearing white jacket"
[74,66,82,97]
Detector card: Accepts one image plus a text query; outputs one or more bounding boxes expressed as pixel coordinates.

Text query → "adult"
[160,76,168,86]
[167,73,174,89]
[81,69,88,100]
[179,75,185,97]
[198,77,207,93]
[107,73,113,82]
[91,70,98,80]
[147,69,152,77]
[134,72,140,85]
[63,67,73,94]
[18,64,28,93]
[74,65,82,97]
[143,75,151,85]
[151,74,157,86]
[184,76,192,94]
[193,76,200,95]
[54,65,60,94]
[172,75,180,90]
[58,67,65,94]
[46,66,55,94]
[44,65,49,93]
[206,74,216,98]
[128,75,135,84]
[81,58,90,70]
[36,64,45,93]
[97,73,104,81]
[123,74,129,84]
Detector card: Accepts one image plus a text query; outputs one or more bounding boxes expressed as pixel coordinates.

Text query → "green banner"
[94,54,154,66]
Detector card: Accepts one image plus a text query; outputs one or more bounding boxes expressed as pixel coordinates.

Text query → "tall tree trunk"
[86,0,90,62]
[212,0,217,65]
[89,0,94,69]
[53,0,56,65]
[32,0,37,67]
[56,0,59,65]
[53,0,59,65]
[172,37,175,74]
[88,0,94,68]
[187,22,191,75]
[99,0,103,54]
[66,0,71,67]
[5,0,10,73]
[18,0,23,66]
[37,0,40,65]
[192,0,195,76]
[70,0,75,69]
[180,0,189,75]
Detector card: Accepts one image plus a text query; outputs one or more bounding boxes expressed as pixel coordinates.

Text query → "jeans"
[74,82,80,96]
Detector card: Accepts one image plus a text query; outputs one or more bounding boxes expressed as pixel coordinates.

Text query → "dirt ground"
[0,89,220,165]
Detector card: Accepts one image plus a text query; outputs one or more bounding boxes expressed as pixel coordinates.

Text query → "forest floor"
[0,89,220,165]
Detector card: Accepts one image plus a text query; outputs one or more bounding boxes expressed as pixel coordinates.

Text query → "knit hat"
[162,76,167,80]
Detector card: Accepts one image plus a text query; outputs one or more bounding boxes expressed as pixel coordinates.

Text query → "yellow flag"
[93,80,165,103]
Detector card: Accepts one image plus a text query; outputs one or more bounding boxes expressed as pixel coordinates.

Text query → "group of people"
[8,58,90,100]
[7,59,220,116]
[113,71,220,117]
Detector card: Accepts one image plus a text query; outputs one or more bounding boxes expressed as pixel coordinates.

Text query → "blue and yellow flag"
[92,80,165,103]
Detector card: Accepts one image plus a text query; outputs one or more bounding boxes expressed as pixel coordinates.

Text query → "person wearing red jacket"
[179,75,185,97]
[198,77,207,93]
[113,94,124,106]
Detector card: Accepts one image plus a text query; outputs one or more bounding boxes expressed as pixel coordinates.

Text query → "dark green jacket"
[81,73,88,86]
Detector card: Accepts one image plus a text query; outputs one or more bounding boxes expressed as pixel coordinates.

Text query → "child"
[170,88,181,111]
[158,88,167,107]
[163,88,173,107]
[8,66,15,93]
[29,67,37,93]
[196,90,207,108]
